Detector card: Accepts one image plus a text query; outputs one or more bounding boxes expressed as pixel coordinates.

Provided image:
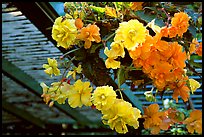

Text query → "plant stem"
[62,48,80,57]
[104,32,115,42]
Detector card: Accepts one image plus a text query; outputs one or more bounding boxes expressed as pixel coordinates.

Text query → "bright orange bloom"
[160,27,169,37]
[195,42,202,56]
[168,42,187,69]
[133,58,144,68]
[75,18,84,29]
[128,46,142,60]
[172,80,190,103]
[171,12,190,37]
[155,40,169,52]
[168,26,178,38]
[130,2,143,11]
[150,61,173,91]
[183,110,202,134]
[77,24,101,49]
[128,35,152,60]
[142,104,164,134]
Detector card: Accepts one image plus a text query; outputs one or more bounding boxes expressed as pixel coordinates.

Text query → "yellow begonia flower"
[105,5,117,18]
[66,64,82,80]
[189,79,201,94]
[67,79,92,108]
[105,58,121,69]
[52,16,77,49]
[102,99,141,134]
[43,58,60,77]
[114,19,147,51]
[40,82,51,104]
[104,42,125,69]
[110,42,125,58]
[40,82,49,94]
[189,38,199,54]
[91,85,117,111]
[54,82,71,104]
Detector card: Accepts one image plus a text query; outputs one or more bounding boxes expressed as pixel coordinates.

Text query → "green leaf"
[196,33,202,40]
[190,54,202,60]
[90,5,106,14]
[135,10,165,27]
[117,66,127,88]
[188,24,197,38]
[89,44,102,53]
[189,60,202,68]
[198,16,202,25]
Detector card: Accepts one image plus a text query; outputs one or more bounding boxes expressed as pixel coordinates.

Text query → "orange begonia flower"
[77,24,101,49]
[172,80,190,103]
[168,26,178,38]
[142,104,164,134]
[128,46,142,60]
[155,40,169,52]
[128,35,152,60]
[130,2,143,11]
[183,110,202,134]
[169,42,187,69]
[160,26,169,37]
[171,12,190,37]
[195,42,202,56]
[133,58,144,69]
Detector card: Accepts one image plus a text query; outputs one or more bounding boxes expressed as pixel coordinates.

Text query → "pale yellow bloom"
[104,42,125,69]
[105,5,117,18]
[114,19,147,50]
[104,46,120,69]
[48,82,67,104]
[105,58,121,69]
[189,38,199,54]
[189,79,201,94]
[43,58,60,77]
[66,64,82,80]
[40,81,71,105]
[92,85,117,111]
[54,82,71,104]
[67,79,92,108]
[102,99,141,134]
[110,42,125,58]
[52,16,77,49]
[146,19,161,33]
[40,82,49,94]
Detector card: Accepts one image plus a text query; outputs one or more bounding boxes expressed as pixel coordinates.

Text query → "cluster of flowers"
[41,59,141,134]
[142,103,202,134]
[52,16,101,50]
[40,2,202,135]
[105,12,202,103]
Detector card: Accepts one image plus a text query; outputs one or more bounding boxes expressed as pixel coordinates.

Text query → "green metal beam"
[2,98,46,129]
[121,84,144,114]
[2,57,98,126]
